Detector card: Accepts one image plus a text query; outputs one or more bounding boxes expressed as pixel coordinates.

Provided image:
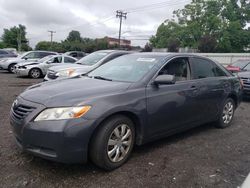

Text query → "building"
[104,37,131,47]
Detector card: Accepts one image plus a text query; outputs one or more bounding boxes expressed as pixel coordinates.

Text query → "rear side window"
[191,58,216,79]
[38,52,56,58]
[78,52,85,57]
[0,50,8,55]
[70,52,78,58]
[64,57,76,63]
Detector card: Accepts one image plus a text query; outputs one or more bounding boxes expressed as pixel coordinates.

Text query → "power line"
[124,0,190,13]
[116,10,127,48]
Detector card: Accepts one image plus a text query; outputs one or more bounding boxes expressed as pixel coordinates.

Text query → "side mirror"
[154,74,176,85]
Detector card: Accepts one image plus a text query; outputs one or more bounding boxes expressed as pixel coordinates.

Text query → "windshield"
[19,51,30,58]
[232,60,250,69]
[77,52,109,66]
[88,55,163,82]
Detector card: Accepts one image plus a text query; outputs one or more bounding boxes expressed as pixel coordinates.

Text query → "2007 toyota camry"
[10,53,242,170]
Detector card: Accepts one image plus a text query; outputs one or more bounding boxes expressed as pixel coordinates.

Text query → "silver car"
[0,51,57,73]
[14,55,77,78]
[44,50,132,81]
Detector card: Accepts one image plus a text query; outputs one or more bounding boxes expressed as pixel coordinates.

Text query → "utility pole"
[116,10,127,48]
[48,30,56,44]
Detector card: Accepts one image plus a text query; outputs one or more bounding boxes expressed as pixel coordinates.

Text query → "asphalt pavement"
[0,70,249,188]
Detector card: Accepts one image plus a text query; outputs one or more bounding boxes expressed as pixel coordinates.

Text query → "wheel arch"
[227,93,239,108]
[89,111,144,147]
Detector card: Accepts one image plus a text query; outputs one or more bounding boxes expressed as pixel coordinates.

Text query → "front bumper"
[14,68,30,76]
[10,97,97,164]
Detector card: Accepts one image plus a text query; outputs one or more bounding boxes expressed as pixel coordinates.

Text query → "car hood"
[238,71,250,78]
[20,77,131,107]
[49,64,92,72]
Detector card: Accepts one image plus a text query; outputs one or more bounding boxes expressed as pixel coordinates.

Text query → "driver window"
[51,56,62,63]
[159,57,190,81]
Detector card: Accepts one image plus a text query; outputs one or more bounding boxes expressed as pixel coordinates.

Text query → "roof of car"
[95,50,132,54]
[129,52,208,58]
[29,50,58,53]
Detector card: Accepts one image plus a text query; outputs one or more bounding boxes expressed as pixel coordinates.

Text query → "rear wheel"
[89,115,135,171]
[215,98,235,128]
[29,68,42,78]
[8,63,16,73]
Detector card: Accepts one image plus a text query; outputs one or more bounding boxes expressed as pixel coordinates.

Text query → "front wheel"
[215,98,235,128]
[8,63,16,73]
[29,68,42,78]
[89,115,135,171]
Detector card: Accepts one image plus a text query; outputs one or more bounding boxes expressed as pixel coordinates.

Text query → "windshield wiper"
[92,76,112,81]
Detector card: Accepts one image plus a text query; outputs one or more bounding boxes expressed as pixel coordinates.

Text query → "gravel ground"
[0,70,249,188]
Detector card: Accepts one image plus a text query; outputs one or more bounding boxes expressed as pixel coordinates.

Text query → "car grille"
[11,104,35,120]
[47,70,58,80]
[241,77,250,90]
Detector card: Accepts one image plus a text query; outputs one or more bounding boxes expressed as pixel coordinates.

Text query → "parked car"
[14,55,77,78]
[64,51,86,59]
[44,50,132,81]
[237,71,250,95]
[0,51,57,73]
[0,49,17,59]
[226,59,250,73]
[10,53,242,170]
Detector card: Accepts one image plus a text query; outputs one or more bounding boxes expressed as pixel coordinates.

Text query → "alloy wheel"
[30,69,40,78]
[222,101,234,124]
[107,124,132,163]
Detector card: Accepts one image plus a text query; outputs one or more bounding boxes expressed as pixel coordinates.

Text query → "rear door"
[189,57,228,120]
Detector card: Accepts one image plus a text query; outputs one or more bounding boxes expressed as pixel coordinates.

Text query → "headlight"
[56,69,77,77]
[34,106,91,121]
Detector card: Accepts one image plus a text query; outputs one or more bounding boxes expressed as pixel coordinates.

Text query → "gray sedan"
[14,55,77,78]
[44,50,132,81]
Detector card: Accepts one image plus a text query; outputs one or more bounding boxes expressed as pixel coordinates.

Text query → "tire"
[215,98,235,129]
[89,115,135,171]
[29,68,42,78]
[8,63,16,73]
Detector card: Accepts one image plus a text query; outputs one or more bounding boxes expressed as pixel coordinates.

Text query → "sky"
[0,0,191,48]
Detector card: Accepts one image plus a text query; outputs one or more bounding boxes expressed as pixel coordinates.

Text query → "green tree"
[1,24,30,51]
[65,30,82,42]
[0,41,6,49]
[151,0,250,52]
[142,43,153,52]
[35,41,64,52]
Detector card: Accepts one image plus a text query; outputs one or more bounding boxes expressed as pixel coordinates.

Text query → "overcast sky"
[0,0,191,47]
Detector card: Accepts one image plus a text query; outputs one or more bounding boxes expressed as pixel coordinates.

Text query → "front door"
[146,57,203,138]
